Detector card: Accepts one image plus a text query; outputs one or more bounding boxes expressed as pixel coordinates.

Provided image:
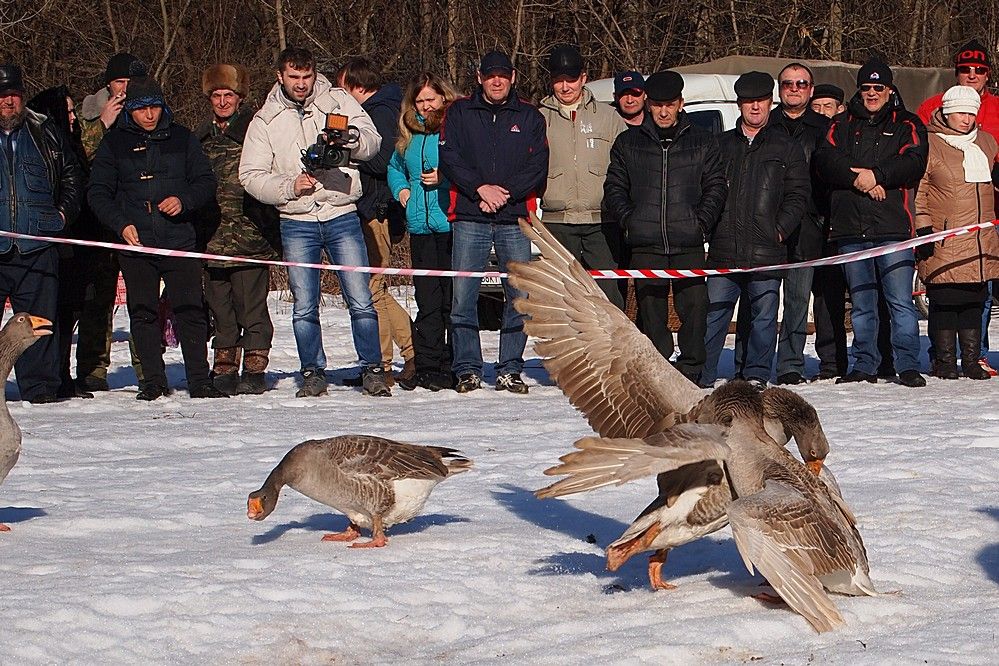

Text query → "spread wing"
[508,215,706,439]
[321,436,450,481]
[535,423,730,499]
[727,480,865,633]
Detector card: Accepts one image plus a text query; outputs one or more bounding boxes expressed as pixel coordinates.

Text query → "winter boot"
[959,328,991,380]
[362,365,392,397]
[396,357,416,383]
[237,349,270,395]
[212,347,241,394]
[930,328,959,380]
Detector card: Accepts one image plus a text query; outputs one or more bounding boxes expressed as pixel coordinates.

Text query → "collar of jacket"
[196,103,254,143]
[120,104,174,140]
[403,106,443,135]
[80,87,111,122]
[539,87,598,119]
[734,117,774,146]
[468,86,527,112]
[769,105,828,133]
[636,109,691,144]
[256,73,341,125]
[847,90,904,124]
[361,82,403,114]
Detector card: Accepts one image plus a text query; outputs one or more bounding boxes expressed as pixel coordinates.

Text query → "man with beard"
[814,58,929,387]
[539,44,626,308]
[0,64,84,403]
[197,64,281,396]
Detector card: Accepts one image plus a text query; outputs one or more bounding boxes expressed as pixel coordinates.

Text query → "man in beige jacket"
[539,44,626,308]
[238,47,389,398]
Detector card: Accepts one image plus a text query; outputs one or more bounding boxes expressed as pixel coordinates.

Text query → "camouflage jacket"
[196,105,281,267]
[80,88,112,162]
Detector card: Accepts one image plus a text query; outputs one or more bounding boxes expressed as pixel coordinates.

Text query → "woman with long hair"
[388,73,458,391]
[915,85,999,380]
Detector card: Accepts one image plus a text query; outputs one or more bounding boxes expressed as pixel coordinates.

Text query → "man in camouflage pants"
[197,64,282,395]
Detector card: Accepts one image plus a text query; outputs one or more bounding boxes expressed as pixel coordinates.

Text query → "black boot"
[959,328,991,380]
[930,328,959,380]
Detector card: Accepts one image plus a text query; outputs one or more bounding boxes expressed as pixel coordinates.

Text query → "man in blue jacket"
[0,64,83,403]
[439,50,549,394]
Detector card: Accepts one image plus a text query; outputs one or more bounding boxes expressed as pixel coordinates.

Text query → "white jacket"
[238,74,381,221]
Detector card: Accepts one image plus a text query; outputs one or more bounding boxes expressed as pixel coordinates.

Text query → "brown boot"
[238,349,270,395]
[213,347,241,394]
[396,357,416,382]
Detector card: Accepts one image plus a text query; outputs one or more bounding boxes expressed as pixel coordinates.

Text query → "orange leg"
[349,515,389,549]
[321,523,361,542]
[752,581,785,604]
[606,523,663,572]
[0,523,10,532]
[648,549,678,591]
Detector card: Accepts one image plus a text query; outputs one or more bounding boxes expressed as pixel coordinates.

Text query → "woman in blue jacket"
[388,73,457,391]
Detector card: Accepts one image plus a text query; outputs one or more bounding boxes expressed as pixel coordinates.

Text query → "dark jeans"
[703,274,781,385]
[735,266,815,377]
[630,249,707,379]
[0,246,60,399]
[74,247,123,382]
[410,231,453,374]
[812,265,848,376]
[118,253,211,391]
[204,265,274,351]
[547,222,625,309]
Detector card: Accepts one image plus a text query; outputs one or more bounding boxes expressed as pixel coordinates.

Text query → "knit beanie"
[954,39,991,69]
[123,76,165,111]
[857,58,893,88]
[202,64,249,97]
[941,85,982,115]
[105,53,148,84]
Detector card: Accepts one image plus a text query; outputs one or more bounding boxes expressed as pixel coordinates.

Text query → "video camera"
[301,113,361,172]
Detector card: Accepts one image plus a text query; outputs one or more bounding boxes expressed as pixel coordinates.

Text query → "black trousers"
[812,264,848,375]
[56,253,90,395]
[410,231,453,373]
[0,246,60,399]
[547,222,625,309]
[203,264,274,350]
[927,283,987,332]
[118,253,211,390]
[630,249,707,379]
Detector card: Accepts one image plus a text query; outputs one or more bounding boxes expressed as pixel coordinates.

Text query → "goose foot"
[348,534,388,549]
[321,524,361,542]
[0,523,10,532]
[648,549,677,591]
[752,590,785,604]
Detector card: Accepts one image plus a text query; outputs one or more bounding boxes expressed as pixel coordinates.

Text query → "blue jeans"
[281,213,381,371]
[839,242,921,374]
[702,275,781,385]
[776,267,815,376]
[450,220,530,377]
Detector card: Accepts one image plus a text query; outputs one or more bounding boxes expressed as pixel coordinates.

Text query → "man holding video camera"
[239,47,387,398]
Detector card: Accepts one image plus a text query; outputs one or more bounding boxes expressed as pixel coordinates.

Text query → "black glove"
[915,227,934,261]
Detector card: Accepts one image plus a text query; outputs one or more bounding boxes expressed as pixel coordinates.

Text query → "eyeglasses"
[780,79,812,90]
[957,65,990,76]
[860,84,887,93]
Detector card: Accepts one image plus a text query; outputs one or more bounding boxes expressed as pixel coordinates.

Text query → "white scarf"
[935,127,992,182]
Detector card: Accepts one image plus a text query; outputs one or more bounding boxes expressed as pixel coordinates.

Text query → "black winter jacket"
[813,93,928,243]
[766,106,829,260]
[603,112,727,254]
[439,87,549,224]
[709,122,810,270]
[357,83,403,222]
[88,108,217,251]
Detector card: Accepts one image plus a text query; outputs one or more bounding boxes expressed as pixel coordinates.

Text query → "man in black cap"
[539,44,625,308]
[810,84,846,118]
[814,58,929,387]
[613,71,646,126]
[701,71,809,389]
[439,50,549,394]
[604,70,727,383]
[0,63,84,403]
[87,76,224,401]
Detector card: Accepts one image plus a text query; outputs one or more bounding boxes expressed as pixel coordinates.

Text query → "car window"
[687,109,723,134]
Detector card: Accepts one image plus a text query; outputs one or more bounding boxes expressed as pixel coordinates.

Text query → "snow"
[3,292,998,664]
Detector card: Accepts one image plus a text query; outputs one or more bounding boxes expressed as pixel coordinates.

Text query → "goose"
[508,217,873,631]
[1,314,53,531]
[247,435,472,547]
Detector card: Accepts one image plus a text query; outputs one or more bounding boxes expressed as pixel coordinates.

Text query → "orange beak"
[247,497,264,520]
[29,316,53,336]
[806,459,824,476]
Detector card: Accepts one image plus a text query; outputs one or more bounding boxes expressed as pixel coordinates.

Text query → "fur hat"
[202,64,249,98]
[941,85,981,115]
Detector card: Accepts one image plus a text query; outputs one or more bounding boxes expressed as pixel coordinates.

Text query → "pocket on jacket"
[28,203,65,234]
[22,161,51,194]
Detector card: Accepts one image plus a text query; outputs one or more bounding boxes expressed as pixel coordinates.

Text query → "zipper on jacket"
[661,142,670,254]
[6,130,16,248]
[421,133,432,233]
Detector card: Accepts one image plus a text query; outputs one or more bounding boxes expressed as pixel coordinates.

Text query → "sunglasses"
[957,65,990,75]
[780,79,812,90]
[860,84,887,93]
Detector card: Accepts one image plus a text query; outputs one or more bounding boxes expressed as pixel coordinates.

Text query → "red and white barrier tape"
[1,220,996,280]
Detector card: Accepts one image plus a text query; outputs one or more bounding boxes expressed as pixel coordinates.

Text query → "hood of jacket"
[362,82,403,117]
[80,87,111,122]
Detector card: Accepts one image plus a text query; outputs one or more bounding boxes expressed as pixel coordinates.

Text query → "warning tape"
[0,220,995,280]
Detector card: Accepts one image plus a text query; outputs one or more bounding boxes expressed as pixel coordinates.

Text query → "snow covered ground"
[2,291,997,664]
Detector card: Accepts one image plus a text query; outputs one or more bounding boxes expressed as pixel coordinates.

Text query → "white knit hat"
[941,85,981,115]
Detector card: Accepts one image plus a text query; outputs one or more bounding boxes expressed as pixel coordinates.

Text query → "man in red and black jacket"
[814,58,929,387]
[439,50,549,395]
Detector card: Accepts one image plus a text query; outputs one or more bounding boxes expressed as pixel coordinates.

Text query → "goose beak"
[247,497,264,520]
[29,316,53,336]
[806,459,824,476]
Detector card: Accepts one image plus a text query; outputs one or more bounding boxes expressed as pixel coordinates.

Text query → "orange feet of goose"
[321,523,361,542]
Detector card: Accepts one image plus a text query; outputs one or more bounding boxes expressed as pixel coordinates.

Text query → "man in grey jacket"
[238,47,388,398]
[539,45,626,308]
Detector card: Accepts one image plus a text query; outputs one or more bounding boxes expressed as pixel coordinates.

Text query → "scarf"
[935,127,992,182]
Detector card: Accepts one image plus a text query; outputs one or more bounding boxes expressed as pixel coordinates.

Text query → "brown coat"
[915,110,999,285]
